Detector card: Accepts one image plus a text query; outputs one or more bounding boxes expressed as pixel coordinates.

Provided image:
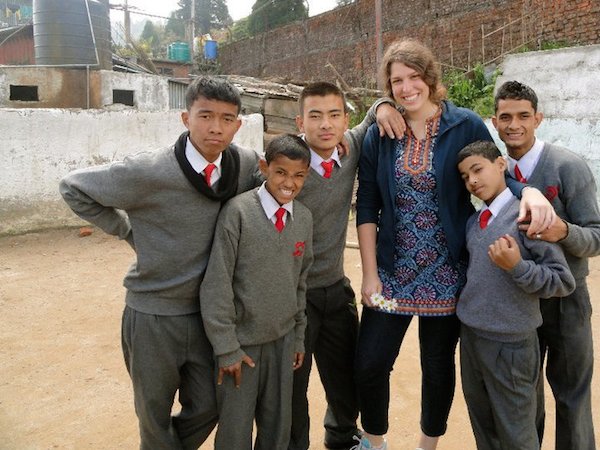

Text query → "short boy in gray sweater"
[200,134,314,450]
[60,77,261,449]
[456,141,575,450]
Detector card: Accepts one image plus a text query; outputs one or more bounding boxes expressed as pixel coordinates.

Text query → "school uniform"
[200,185,313,450]
[59,132,261,449]
[289,100,384,450]
[508,141,600,450]
[458,189,575,450]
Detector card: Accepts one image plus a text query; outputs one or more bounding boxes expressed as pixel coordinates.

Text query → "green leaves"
[444,64,499,118]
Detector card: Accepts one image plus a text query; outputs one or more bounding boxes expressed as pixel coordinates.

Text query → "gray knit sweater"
[200,189,314,367]
[527,142,600,281]
[59,143,261,315]
[458,197,575,342]
[297,100,382,289]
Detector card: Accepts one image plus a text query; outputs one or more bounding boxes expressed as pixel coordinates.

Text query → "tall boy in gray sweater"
[493,81,600,450]
[59,77,261,449]
[456,141,575,450]
[200,134,314,450]
[289,82,401,450]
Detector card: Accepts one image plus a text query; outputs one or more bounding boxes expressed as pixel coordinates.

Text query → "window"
[113,89,135,106]
[10,85,39,101]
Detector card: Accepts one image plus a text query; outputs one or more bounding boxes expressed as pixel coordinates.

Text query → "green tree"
[165,11,186,40]
[140,20,162,56]
[247,0,308,35]
[176,0,233,35]
[230,17,250,41]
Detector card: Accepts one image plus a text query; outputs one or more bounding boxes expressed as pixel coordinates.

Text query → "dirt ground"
[1,225,599,450]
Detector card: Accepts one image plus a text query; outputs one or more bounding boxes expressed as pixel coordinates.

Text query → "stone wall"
[220,0,600,86]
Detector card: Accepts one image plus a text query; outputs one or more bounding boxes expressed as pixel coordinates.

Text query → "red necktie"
[321,160,335,179]
[275,207,286,232]
[514,164,527,183]
[204,163,216,187]
[479,209,492,229]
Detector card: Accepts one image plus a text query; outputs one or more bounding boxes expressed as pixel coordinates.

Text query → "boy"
[200,134,314,449]
[493,81,600,450]
[290,82,400,450]
[457,140,575,450]
[59,76,261,449]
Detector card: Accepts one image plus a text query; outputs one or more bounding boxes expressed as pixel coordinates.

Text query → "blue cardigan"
[357,101,498,271]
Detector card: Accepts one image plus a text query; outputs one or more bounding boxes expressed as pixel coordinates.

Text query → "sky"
[111,0,340,23]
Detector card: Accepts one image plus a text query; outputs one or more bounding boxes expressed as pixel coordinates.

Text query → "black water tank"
[33,0,111,69]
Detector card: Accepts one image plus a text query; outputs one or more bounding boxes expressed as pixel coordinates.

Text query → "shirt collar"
[507,138,544,180]
[480,187,513,222]
[185,137,222,174]
[257,182,294,220]
[309,147,342,174]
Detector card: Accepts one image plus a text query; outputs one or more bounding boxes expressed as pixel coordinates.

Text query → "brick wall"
[220,0,600,86]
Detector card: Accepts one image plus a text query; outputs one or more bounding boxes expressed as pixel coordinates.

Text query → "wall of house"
[0,110,264,235]
[0,68,172,111]
[220,0,600,86]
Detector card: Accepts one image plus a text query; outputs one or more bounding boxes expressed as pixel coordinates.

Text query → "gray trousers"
[121,306,218,450]
[289,277,360,450]
[460,325,540,450]
[214,330,296,450]
[536,282,596,450]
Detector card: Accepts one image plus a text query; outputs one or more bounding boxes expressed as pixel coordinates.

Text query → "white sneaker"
[350,435,388,450]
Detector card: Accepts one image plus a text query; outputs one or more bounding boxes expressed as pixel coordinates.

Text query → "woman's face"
[389,62,432,115]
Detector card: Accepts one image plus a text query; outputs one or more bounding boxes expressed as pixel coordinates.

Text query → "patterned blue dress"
[373,111,466,316]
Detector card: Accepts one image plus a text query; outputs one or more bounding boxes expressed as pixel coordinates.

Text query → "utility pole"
[375,0,383,88]
[124,0,131,44]
[190,0,196,59]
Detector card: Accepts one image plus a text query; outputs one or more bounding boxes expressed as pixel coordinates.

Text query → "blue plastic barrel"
[204,40,217,60]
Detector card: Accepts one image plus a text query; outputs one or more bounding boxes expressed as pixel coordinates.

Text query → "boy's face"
[458,154,507,205]
[181,96,242,162]
[295,94,349,159]
[259,155,309,206]
[492,98,543,160]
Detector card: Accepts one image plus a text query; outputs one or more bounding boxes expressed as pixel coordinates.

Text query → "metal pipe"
[84,0,100,66]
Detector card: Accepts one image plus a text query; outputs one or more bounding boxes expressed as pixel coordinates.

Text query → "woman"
[353,39,553,450]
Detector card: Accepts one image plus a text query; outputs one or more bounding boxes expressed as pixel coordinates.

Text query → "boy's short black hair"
[495,80,539,112]
[457,140,502,165]
[185,76,242,113]
[264,134,311,166]
[299,81,348,114]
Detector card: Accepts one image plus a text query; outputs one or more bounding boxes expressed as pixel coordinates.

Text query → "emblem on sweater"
[293,241,305,257]
[545,185,559,201]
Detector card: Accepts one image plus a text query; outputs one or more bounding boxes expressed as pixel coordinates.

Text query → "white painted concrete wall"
[494,44,600,194]
[0,109,263,235]
[497,44,600,119]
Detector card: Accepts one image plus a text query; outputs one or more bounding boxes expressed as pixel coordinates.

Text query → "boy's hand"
[532,218,568,243]
[361,273,382,307]
[376,103,406,139]
[218,355,255,388]
[518,187,556,236]
[488,234,522,270]
[293,352,304,370]
[338,135,350,156]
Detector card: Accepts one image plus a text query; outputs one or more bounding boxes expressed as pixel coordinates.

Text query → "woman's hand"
[361,273,382,307]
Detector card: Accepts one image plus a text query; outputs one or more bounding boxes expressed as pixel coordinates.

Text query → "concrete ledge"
[1,109,263,235]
